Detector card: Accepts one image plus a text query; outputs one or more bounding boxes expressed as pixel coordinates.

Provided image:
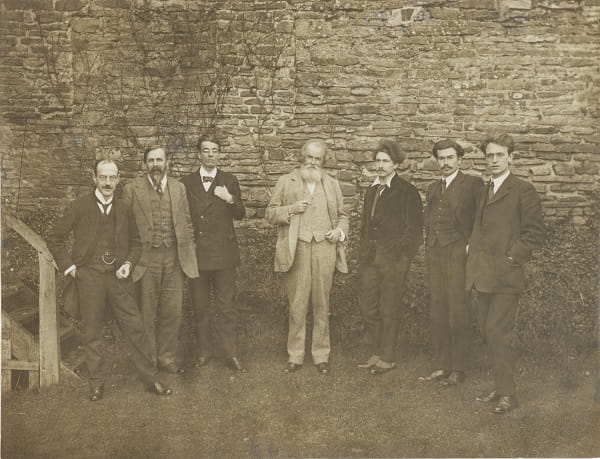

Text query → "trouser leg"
[212,268,237,358]
[377,254,409,364]
[477,291,519,396]
[286,241,311,365]
[359,262,382,357]
[189,272,213,357]
[107,275,157,387]
[310,240,336,364]
[155,246,184,366]
[447,241,471,372]
[76,267,108,388]
[428,244,451,370]
[137,249,161,366]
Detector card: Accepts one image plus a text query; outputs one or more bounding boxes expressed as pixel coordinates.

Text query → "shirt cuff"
[338,228,346,242]
[64,265,76,276]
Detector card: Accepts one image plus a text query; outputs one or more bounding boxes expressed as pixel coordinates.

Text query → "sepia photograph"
[1,0,599,457]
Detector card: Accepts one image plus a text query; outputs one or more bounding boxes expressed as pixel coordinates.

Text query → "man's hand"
[214,185,234,204]
[289,200,309,215]
[325,228,342,243]
[116,262,132,280]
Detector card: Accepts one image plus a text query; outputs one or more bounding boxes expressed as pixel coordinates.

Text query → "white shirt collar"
[492,170,511,192]
[147,174,167,192]
[199,166,217,178]
[94,189,113,205]
[372,172,395,188]
[443,169,459,187]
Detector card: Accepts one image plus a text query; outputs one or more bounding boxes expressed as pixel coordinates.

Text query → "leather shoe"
[441,371,465,386]
[369,364,396,376]
[158,362,185,375]
[194,355,212,368]
[316,362,330,374]
[226,357,247,373]
[146,381,172,396]
[492,395,519,414]
[284,362,302,373]
[89,384,104,402]
[476,390,500,403]
[418,369,449,381]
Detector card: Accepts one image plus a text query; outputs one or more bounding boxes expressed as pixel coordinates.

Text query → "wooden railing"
[2,213,60,387]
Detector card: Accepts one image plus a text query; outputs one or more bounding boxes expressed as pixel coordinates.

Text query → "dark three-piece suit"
[48,193,158,388]
[425,171,483,373]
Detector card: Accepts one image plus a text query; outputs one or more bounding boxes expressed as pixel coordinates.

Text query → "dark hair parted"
[197,133,221,151]
[93,158,119,175]
[143,145,169,162]
[372,139,405,164]
[480,133,515,154]
[432,139,464,159]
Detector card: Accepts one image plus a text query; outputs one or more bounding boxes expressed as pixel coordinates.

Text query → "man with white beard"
[266,139,349,374]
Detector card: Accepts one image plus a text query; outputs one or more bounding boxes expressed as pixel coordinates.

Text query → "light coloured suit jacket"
[266,169,349,273]
[122,176,199,282]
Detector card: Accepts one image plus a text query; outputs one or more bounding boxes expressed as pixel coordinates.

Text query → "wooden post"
[38,255,59,387]
[2,319,12,392]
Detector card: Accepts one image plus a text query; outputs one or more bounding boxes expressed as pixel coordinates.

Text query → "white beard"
[300,166,322,184]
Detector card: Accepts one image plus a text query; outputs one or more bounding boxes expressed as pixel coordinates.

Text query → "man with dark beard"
[266,139,349,374]
[123,146,198,374]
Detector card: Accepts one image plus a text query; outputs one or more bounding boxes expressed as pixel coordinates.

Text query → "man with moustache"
[48,159,172,401]
[266,139,349,374]
[358,140,423,375]
[420,139,483,386]
[122,146,199,374]
[181,134,247,372]
[467,133,545,413]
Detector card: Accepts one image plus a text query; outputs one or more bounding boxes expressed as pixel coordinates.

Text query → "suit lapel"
[188,169,215,212]
[374,174,400,219]
[447,171,464,209]
[208,170,220,195]
[487,173,514,206]
[167,177,183,236]
[136,177,154,229]
[114,199,124,246]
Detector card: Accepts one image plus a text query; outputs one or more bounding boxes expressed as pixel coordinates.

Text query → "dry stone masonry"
[1,0,599,226]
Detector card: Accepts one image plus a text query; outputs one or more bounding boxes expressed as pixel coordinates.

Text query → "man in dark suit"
[467,133,545,413]
[181,134,247,372]
[358,140,423,375]
[421,139,483,386]
[122,146,199,374]
[48,159,172,401]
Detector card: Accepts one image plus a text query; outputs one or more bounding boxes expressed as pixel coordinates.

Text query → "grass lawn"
[2,311,599,458]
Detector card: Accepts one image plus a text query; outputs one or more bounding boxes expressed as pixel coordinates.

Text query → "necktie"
[97,200,111,215]
[488,180,495,202]
[441,178,446,196]
[202,176,214,183]
[370,184,386,220]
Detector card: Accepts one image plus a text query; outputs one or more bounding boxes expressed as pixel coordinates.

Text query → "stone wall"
[2,0,599,226]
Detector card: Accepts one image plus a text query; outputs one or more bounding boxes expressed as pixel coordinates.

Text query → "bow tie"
[202,176,214,183]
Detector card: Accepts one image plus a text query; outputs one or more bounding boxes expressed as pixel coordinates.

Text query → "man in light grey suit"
[266,139,348,375]
[122,146,199,374]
